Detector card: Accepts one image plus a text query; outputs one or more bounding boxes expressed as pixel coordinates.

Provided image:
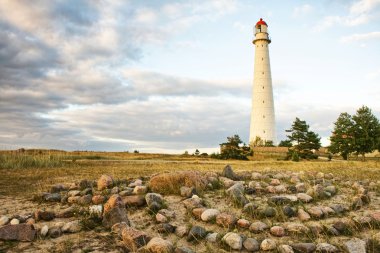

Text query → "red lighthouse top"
[256,18,268,27]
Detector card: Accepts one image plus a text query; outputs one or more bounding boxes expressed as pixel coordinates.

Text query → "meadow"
[1,150,380,198]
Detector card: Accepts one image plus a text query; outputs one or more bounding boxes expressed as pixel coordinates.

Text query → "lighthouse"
[249,18,276,145]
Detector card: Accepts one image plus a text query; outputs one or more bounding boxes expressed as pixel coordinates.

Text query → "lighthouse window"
[262,45,263,47]
[262,72,264,75]
[262,86,264,89]
[263,115,265,118]
[262,57,263,61]
[263,100,265,103]
[263,130,266,133]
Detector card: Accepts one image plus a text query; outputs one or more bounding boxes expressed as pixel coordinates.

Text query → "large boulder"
[222,232,243,250]
[104,194,124,214]
[97,174,114,190]
[226,183,248,207]
[222,165,240,180]
[102,206,130,229]
[0,224,36,241]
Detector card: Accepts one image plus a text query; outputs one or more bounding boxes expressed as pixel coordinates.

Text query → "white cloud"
[315,0,380,31]
[340,31,380,42]
[293,4,313,17]
[233,21,249,33]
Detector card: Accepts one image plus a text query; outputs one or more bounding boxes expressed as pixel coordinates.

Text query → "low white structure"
[249,18,276,144]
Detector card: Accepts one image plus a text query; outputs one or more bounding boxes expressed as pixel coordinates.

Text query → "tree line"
[215,105,380,161]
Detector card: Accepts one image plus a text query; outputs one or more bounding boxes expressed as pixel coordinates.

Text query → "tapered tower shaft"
[249,18,276,144]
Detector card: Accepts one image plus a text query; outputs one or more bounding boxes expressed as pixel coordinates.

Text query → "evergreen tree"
[220,134,252,160]
[352,106,380,160]
[286,117,321,159]
[278,140,292,147]
[328,112,355,160]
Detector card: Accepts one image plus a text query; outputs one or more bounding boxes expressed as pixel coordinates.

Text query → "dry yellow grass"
[1,150,380,198]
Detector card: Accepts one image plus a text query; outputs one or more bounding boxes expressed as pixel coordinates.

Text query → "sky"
[0,0,380,153]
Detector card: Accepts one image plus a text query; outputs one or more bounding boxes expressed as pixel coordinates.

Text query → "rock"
[156,213,168,223]
[48,227,62,238]
[111,186,119,194]
[192,208,206,220]
[333,220,351,234]
[34,210,55,221]
[183,197,203,211]
[104,194,124,214]
[81,187,92,196]
[146,237,174,253]
[316,243,338,253]
[119,188,134,196]
[219,177,236,188]
[175,226,189,238]
[56,206,76,218]
[297,193,313,203]
[123,195,147,207]
[180,186,196,198]
[269,196,292,205]
[40,225,49,237]
[133,186,148,195]
[187,226,207,242]
[284,223,310,234]
[78,194,92,205]
[0,224,36,241]
[68,190,81,197]
[102,206,130,229]
[67,196,80,204]
[222,232,242,250]
[226,183,249,207]
[92,195,106,204]
[129,179,143,187]
[0,216,9,226]
[44,193,62,202]
[146,193,164,212]
[97,174,114,190]
[307,206,324,219]
[330,204,347,214]
[260,206,277,217]
[10,218,20,225]
[308,222,323,236]
[222,165,240,180]
[270,226,285,237]
[201,209,220,222]
[251,172,262,180]
[50,184,66,193]
[249,221,268,233]
[79,179,92,190]
[216,213,237,229]
[158,209,175,219]
[298,209,311,221]
[237,219,250,229]
[261,239,276,251]
[243,238,260,252]
[206,232,218,243]
[122,227,151,251]
[325,186,337,195]
[343,238,366,253]
[156,223,176,234]
[243,203,258,215]
[290,243,316,253]
[111,222,129,236]
[321,206,335,216]
[26,218,35,225]
[283,206,296,217]
[296,183,306,192]
[270,179,281,186]
[89,205,103,217]
[278,244,294,253]
[352,196,363,210]
[62,220,81,233]
[175,247,194,253]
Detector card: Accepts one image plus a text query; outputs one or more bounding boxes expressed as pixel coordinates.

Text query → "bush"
[291,152,299,162]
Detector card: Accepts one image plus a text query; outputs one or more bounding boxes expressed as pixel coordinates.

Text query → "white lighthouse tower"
[249,18,276,145]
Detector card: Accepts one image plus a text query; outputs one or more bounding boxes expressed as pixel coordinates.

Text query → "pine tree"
[328,112,355,160]
[352,106,380,160]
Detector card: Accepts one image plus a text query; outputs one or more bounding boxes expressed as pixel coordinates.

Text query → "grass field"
[1,150,380,198]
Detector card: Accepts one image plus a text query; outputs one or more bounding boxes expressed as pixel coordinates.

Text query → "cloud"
[293,4,313,17]
[314,0,380,31]
[340,31,380,42]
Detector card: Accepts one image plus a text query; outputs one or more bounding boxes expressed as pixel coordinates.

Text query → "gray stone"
[222,164,240,180]
[243,238,260,252]
[156,223,176,234]
[283,206,296,217]
[222,232,242,250]
[48,226,62,238]
[187,226,207,242]
[297,193,313,203]
[0,224,36,241]
[206,232,218,243]
[183,196,204,210]
[133,185,148,195]
[307,206,324,219]
[44,193,61,202]
[0,216,9,226]
[249,221,268,233]
[62,220,81,233]
[343,238,366,253]
[145,193,164,207]
[180,186,196,198]
[226,183,249,207]
[40,225,49,237]
[122,227,151,252]
[175,226,189,238]
[316,243,338,253]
